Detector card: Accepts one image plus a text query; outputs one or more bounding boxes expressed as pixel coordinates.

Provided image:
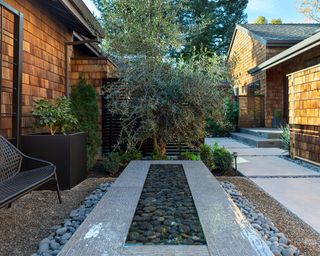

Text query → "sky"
[83,0,307,24]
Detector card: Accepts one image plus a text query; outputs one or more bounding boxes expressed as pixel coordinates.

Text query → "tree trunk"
[153,135,167,159]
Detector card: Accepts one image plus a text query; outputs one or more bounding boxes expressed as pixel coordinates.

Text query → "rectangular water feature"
[59,160,273,256]
[126,164,206,245]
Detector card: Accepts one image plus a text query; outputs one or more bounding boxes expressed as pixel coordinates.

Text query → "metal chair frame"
[0,136,61,209]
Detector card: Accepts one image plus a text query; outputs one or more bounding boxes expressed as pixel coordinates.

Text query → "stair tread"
[231,132,282,142]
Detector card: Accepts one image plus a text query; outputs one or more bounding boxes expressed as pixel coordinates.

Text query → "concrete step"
[240,128,282,139]
[230,132,282,148]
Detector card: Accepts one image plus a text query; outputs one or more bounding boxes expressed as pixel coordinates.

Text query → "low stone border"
[32,182,113,256]
[220,181,300,256]
[279,155,320,174]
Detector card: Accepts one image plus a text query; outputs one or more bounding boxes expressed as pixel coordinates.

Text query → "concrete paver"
[251,178,320,233]
[237,156,320,177]
[205,137,320,233]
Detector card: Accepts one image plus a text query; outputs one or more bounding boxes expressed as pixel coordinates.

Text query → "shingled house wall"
[228,28,288,127]
[1,0,73,137]
[0,0,115,140]
[288,64,320,164]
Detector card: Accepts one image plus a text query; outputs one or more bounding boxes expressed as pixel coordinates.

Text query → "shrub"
[178,151,200,160]
[103,152,122,175]
[280,124,290,152]
[211,143,233,173]
[199,144,213,168]
[71,75,100,169]
[206,97,238,137]
[103,150,143,175]
[121,149,143,164]
[32,97,78,135]
[151,149,168,160]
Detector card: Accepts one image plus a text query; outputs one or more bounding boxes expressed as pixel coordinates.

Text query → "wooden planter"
[21,132,87,190]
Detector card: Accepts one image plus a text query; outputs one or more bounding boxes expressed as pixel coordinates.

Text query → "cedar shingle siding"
[0,0,115,138]
[288,65,320,163]
[228,24,320,128]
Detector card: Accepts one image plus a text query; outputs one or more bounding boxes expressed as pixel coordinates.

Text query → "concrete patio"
[205,137,320,233]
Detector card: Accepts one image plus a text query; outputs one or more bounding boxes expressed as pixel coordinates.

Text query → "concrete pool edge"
[58,160,272,256]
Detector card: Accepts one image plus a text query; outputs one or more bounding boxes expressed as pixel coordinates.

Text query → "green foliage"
[211,143,233,173]
[199,144,214,168]
[270,18,282,24]
[94,0,248,57]
[151,149,168,160]
[274,109,283,119]
[106,53,231,158]
[177,0,248,56]
[206,97,238,137]
[199,143,233,173]
[121,149,143,164]
[280,124,290,152]
[103,149,143,175]
[254,16,268,24]
[178,151,200,160]
[103,152,122,175]
[70,75,100,169]
[93,0,182,58]
[224,97,239,125]
[31,97,78,135]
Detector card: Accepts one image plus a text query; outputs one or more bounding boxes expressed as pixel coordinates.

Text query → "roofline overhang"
[73,32,101,57]
[227,24,268,62]
[58,0,104,39]
[249,32,320,75]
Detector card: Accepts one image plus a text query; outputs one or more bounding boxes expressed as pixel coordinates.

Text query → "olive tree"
[106,54,232,157]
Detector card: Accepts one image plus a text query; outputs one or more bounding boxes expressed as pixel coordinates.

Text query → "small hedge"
[185,143,234,174]
[103,150,143,175]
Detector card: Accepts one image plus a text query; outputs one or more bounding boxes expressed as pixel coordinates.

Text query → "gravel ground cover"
[0,177,114,256]
[221,181,299,256]
[126,164,206,245]
[218,177,320,256]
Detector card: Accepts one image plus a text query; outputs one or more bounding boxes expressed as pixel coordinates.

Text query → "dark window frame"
[0,0,23,147]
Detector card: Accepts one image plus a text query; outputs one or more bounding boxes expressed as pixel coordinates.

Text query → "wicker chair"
[0,136,61,209]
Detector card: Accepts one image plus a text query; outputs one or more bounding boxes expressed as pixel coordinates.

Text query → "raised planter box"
[21,132,87,190]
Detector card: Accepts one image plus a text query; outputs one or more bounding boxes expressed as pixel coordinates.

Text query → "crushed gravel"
[217,177,320,256]
[0,177,114,256]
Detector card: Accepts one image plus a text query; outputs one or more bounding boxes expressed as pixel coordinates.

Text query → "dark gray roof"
[240,24,320,44]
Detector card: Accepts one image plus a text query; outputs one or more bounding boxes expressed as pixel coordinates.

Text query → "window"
[0,1,23,147]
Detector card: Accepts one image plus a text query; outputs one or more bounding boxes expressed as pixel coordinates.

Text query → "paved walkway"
[205,137,320,234]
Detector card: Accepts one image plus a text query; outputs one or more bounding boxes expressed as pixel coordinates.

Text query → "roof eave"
[249,32,320,75]
[59,0,104,39]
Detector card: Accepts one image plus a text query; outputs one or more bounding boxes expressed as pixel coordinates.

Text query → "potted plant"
[21,97,87,190]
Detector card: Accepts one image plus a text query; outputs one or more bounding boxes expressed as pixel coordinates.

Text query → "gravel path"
[217,177,320,256]
[0,177,114,256]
